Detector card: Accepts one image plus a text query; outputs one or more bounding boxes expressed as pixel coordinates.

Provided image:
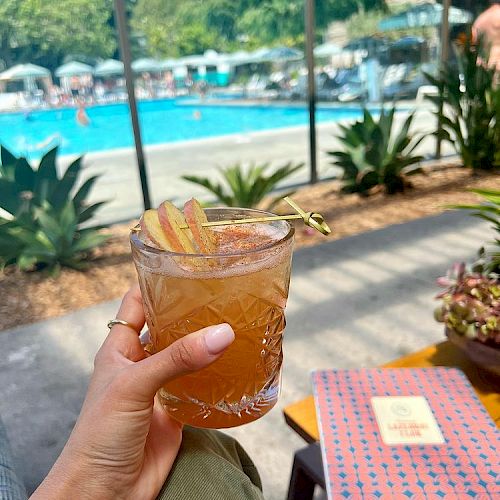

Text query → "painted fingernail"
[203,324,235,355]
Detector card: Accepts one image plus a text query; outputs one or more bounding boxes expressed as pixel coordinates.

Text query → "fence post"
[114,0,152,210]
[305,0,318,184]
[435,0,450,159]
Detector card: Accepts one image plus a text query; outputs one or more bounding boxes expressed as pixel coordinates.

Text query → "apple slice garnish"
[158,201,196,253]
[140,209,175,251]
[184,198,217,254]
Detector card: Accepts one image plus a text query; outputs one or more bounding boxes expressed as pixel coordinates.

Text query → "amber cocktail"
[131,207,294,428]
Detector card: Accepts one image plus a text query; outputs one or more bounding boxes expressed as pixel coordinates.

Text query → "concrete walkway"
[0,211,487,498]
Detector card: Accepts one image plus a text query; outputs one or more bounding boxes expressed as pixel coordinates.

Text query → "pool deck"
[57,107,454,226]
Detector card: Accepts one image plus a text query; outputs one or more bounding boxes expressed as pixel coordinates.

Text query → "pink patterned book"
[312,368,499,499]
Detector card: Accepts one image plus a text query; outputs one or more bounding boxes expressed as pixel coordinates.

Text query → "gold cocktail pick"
[179,197,331,235]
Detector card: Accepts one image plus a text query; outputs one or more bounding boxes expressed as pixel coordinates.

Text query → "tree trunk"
[0,36,14,68]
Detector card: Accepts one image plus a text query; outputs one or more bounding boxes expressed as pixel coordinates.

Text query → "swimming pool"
[0,99,369,159]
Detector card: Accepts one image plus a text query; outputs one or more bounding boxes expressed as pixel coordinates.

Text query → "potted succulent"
[434,189,500,375]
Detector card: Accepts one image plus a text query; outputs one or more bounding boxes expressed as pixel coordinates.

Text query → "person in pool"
[28,286,264,500]
[76,102,90,127]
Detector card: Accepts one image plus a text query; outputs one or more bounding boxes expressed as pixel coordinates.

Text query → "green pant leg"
[156,427,264,500]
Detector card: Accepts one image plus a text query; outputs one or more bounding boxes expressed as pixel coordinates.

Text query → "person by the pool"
[473,1,500,70]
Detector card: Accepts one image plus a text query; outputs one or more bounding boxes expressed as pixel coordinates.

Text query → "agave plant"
[425,34,500,170]
[328,107,424,196]
[182,161,303,209]
[448,188,500,274]
[435,263,499,345]
[0,145,109,273]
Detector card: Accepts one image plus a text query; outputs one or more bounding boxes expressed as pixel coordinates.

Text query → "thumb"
[130,323,235,400]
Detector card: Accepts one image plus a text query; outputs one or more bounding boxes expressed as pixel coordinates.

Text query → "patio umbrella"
[179,51,222,67]
[178,54,206,67]
[0,63,50,81]
[0,63,52,93]
[204,49,219,60]
[220,50,253,66]
[160,58,181,70]
[94,59,124,77]
[55,61,93,78]
[247,47,270,63]
[255,46,304,63]
[131,58,161,73]
[314,42,342,58]
[379,2,473,31]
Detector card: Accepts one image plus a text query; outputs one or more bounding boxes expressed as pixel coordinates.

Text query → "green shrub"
[434,263,499,345]
[449,188,500,274]
[328,107,424,195]
[182,161,303,209]
[425,35,500,171]
[0,146,109,273]
[435,189,500,345]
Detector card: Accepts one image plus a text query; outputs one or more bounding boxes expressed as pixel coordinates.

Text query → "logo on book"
[371,396,445,445]
[390,402,412,417]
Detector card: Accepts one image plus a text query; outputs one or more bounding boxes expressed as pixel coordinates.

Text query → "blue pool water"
[0,99,367,159]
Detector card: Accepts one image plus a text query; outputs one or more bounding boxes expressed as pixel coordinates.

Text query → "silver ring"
[107,319,137,331]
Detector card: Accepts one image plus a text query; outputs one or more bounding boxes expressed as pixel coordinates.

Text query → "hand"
[32,285,235,500]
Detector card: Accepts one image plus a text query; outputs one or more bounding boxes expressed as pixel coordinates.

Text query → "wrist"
[31,445,112,500]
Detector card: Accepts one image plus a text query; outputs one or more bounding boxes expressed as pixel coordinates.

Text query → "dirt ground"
[1,165,498,332]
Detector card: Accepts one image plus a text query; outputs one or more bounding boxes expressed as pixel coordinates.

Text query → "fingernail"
[203,324,235,355]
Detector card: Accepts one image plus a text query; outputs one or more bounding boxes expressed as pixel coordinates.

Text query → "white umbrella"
[55,61,93,78]
[160,58,181,70]
[253,47,303,63]
[379,3,473,31]
[314,42,342,58]
[131,58,161,73]
[179,52,220,67]
[218,51,254,66]
[177,55,201,66]
[243,47,268,64]
[94,59,124,77]
[204,49,219,60]
[0,63,50,81]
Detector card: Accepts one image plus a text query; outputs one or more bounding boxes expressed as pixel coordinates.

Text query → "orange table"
[284,340,500,444]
